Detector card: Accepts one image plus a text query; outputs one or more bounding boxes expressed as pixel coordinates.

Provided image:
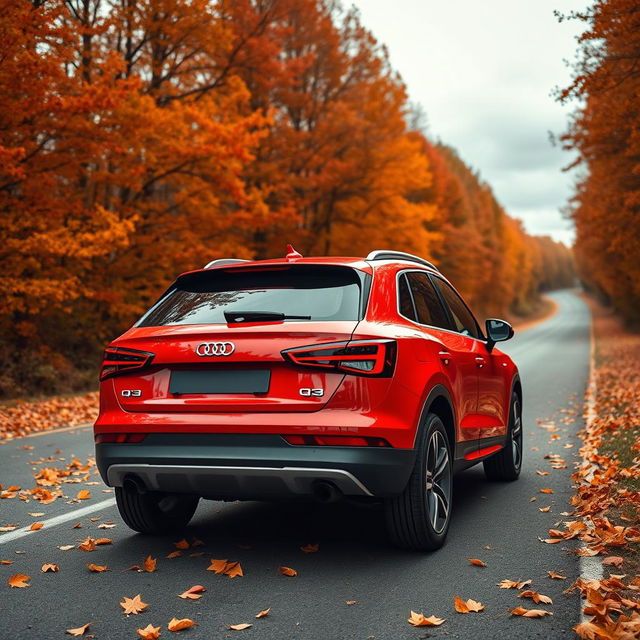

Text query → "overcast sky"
[351,0,587,245]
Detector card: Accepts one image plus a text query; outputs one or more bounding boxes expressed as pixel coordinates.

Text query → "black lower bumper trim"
[95,433,416,499]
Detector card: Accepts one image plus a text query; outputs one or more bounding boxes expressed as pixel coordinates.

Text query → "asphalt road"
[0,289,591,639]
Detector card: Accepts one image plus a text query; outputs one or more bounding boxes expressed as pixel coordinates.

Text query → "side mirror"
[485,318,514,352]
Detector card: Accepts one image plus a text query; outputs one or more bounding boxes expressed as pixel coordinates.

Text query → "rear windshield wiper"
[224,311,311,324]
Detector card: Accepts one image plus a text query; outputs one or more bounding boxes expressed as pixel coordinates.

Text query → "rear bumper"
[95,433,416,499]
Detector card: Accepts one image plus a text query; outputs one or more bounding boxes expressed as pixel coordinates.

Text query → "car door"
[401,271,480,452]
[430,276,508,440]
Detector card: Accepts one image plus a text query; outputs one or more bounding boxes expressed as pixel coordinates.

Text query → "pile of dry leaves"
[564,300,640,638]
[0,392,98,441]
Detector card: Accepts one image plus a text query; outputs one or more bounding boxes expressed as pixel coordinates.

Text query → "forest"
[558,0,640,325]
[0,0,574,399]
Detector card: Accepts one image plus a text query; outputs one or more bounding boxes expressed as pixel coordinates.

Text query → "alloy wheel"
[511,398,523,470]
[425,430,451,534]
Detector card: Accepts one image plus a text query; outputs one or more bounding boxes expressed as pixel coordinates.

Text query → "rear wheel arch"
[416,384,456,451]
[511,374,523,414]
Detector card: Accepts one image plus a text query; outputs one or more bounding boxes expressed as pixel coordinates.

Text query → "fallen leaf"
[28,513,44,517]
[168,617,196,631]
[300,543,319,553]
[78,537,96,552]
[539,537,563,544]
[58,545,75,551]
[498,579,532,589]
[144,555,157,573]
[519,590,553,604]
[72,522,82,529]
[539,489,554,494]
[41,563,59,572]
[536,470,550,476]
[278,566,297,577]
[454,596,484,613]
[510,606,553,618]
[30,522,44,531]
[602,556,624,568]
[228,623,252,631]
[0,524,18,532]
[87,564,108,572]
[207,558,227,574]
[255,608,270,618]
[136,624,161,639]
[346,600,357,606]
[468,558,486,567]
[0,560,14,565]
[224,561,243,578]
[407,611,445,627]
[76,490,91,500]
[179,585,206,600]
[97,522,116,529]
[174,539,189,550]
[65,623,91,636]
[121,594,148,615]
[94,538,111,545]
[573,621,609,639]
[539,506,551,512]
[8,573,30,588]
[166,551,182,559]
[547,571,566,580]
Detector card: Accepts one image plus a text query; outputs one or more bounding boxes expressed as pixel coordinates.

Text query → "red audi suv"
[95,249,522,550]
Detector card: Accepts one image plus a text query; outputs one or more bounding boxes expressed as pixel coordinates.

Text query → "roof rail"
[203,258,251,269]
[365,250,438,271]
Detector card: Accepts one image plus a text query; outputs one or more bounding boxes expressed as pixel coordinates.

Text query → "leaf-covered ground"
[564,299,640,638]
[0,392,98,441]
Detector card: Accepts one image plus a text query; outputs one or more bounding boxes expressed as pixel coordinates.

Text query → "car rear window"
[137,265,367,327]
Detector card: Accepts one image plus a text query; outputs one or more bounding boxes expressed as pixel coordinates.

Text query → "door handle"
[438,350,451,366]
[475,356,485,368]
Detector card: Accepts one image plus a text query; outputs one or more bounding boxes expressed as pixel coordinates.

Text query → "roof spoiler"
[203,259,250,269]
[365,250,438,271]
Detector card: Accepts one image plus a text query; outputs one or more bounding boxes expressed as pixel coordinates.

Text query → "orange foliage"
[558,0,640,324]
[0,0,574,400]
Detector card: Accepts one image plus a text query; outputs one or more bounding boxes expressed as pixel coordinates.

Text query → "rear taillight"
[94,433,147,444]
[283,435,390,447]
[100,347,155,381]
[282,339,396,377]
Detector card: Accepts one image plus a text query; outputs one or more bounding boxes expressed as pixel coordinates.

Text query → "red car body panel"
[94,254,520,496]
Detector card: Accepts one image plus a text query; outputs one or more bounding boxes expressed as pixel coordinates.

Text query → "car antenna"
[286,244,303,261]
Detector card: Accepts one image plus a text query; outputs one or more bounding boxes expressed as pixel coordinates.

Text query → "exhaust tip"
[312,480,341,503]
[123,474,147,494]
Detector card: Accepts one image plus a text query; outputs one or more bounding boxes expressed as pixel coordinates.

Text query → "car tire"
[115,485,199,534]
[385,413,453,551]
[483,392,523,481]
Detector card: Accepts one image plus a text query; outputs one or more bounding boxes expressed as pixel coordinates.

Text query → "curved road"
[0,289,591,639]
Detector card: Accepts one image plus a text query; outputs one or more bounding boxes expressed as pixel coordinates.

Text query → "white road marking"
[579,315,603,621]
[0,497,116,544]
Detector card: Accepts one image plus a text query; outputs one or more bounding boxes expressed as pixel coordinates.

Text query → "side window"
[406,272,450,329]
[432,277,481,338]
[398,274,416,321]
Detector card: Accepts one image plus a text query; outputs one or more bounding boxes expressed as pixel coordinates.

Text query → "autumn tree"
[0,0,575,398]
[558,0,640,324]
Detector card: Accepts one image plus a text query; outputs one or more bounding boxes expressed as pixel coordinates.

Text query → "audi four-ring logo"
[195,342,235,357]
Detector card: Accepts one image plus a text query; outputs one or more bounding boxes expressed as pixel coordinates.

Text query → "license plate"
[170,369,270,395]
